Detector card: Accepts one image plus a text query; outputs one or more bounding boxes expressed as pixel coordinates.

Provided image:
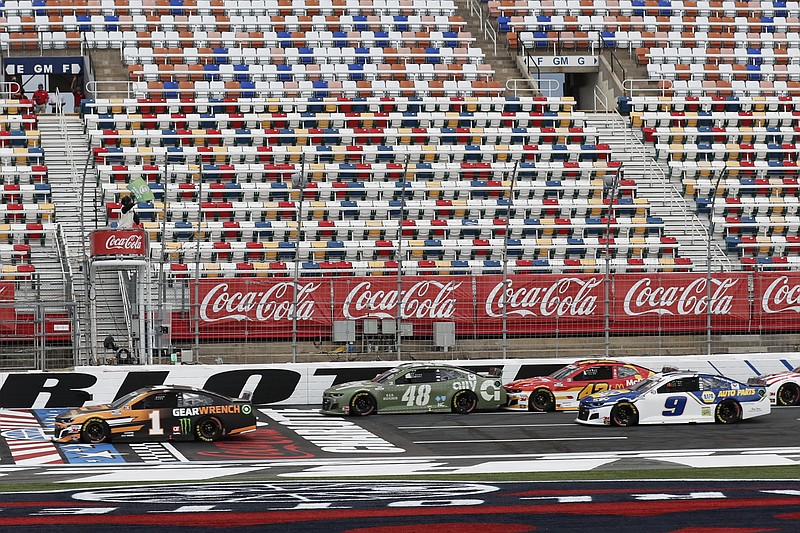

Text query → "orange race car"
[52,385,256,444]
[503,359,655,412]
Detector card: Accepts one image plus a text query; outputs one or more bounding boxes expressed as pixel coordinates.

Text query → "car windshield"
[108,389,146,409]
[550,365,579,380]
[373,368,406,384]
[630,375,662,392]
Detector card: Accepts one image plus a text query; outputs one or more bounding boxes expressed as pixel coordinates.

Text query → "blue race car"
[576,371,770,426]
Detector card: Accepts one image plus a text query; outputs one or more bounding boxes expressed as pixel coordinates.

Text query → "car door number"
[402,385,432,406]
[578,382,610,398]
[662,396,687,417]
[148,410,165,436]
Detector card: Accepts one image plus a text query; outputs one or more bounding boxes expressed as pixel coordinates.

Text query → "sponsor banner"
[187,278,333,333]
[0,281,14,332]
[90,229,147,257]
[612,273,751,332]
[474,274,605,334]
[754,272,800,329]
[333,276,473,326]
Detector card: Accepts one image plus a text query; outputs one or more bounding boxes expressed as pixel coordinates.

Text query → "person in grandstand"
[32,84,49,114]
[118,196,140,229]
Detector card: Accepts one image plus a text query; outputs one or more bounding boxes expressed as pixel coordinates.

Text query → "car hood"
[582,388,639,404]
[325,380,376,393]
[504,376,555,390]
[56,404,113,419]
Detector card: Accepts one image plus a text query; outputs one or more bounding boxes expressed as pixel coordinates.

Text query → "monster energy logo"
[179,417,192,435]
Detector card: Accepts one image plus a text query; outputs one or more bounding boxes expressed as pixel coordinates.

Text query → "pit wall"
[0,353,797,409]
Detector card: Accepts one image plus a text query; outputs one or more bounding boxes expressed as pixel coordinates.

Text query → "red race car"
[503,359,655,412]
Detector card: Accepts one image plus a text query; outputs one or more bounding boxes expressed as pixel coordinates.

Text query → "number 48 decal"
[402,385,432,406]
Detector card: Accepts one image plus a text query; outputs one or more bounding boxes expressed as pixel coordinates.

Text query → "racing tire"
[776,383,800,406]
[80,418,111,444]
[714,400,742,424]
[529,388,556,412]
[349,392,377,416]
[451,390,478,414]
[610,403,639,427]
[195,416,224,442]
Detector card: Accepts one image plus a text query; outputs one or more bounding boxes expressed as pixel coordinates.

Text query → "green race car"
[321,362,507,416]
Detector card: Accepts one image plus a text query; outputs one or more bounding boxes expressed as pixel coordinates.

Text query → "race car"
[52,385,256,444]
[503,359,655,412]
[747,365,800,406]
[576,371,770,426]
[321,362,507,416]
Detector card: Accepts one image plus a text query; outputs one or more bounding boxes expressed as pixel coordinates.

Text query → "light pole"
[395,160,409,361]
[603,163,622,358]
[291,157,307,364]
[501,159,519,359]
[706,167,727,356]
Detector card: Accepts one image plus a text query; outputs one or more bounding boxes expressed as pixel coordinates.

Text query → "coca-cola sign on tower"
[614,273,750,332]
[90,229,146,257]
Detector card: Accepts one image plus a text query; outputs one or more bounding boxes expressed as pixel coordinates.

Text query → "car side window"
[575,366,613,381]
[398,369,438,384]
[657,377,700,394]
[438,368,461,381]
[617,366,640,379]
[179,392,216,407]
[134,391,178,410]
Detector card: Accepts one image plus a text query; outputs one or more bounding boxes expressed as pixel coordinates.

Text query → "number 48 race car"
[52,385,257,444]
[577,371,771,426]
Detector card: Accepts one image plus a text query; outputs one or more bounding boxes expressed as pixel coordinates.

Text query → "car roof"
[571,358,633,365]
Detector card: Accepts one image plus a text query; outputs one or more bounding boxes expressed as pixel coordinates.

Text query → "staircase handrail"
[55,223,80,364]
[118,271,136,360]
[622,78,674,99]
[506,77,559,97]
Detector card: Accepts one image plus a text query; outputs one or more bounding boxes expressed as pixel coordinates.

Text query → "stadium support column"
[501,159,519,359]
[292,158,307,364]
[706,166,727,356]
[604,163,622,358]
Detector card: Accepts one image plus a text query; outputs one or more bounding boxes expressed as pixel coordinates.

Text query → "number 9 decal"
[662,396,687,417]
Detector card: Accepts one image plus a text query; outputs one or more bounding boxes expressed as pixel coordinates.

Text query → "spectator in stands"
[49,91,67,113]
[71,75,85,114]
[118,196,140,229]
[32,84,49,114]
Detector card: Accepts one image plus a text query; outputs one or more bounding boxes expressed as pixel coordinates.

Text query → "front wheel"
[715,400,742,424]
[80,418,111,444]
[452,390,478,414]
[195,417,224,441]
[529,388,556,412]
[610,403,639,427]
[349,392,376,416]
[776,383,800,406]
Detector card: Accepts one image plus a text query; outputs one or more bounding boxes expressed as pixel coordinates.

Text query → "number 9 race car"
[321,362,507,416]
[52,385,257,444]
[576,371,771,426]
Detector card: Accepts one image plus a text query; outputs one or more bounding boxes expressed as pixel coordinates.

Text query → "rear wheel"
[715,400,742,424]
[349,392,376,416]
[452,390,478,414]
[529,388,556,412]
[776,383,800,406]
[80,418,110,444]
[610,403,639,427]
[195,417,223,441]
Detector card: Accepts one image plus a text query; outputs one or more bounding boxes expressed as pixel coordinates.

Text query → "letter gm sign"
[4,56,84,76]
[533,55,599,68]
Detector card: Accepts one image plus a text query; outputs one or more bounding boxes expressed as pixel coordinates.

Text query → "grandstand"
[3,0,800,367]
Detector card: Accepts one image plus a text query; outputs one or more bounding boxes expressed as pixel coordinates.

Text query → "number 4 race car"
[52,385,257,444]
[576,371,771,426]
[503,359,655,412]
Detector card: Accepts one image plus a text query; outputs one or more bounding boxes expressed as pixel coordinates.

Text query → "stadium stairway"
[584,112,731,271]
[37,114,130,357]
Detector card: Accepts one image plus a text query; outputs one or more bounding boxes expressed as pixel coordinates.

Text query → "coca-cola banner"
[332,277,473,326]
[475,274,605,334]
[0,281,14,332]
[754,272,800,330]
[90,229,146,257]
[178,278,333,338]
[612,273,751,332]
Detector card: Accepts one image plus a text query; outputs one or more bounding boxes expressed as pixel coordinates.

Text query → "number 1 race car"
[503,359,655,412]
[747,365,800,406]
[52,385,257,444]
[321,362,507,416]
[576,371,771,426]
